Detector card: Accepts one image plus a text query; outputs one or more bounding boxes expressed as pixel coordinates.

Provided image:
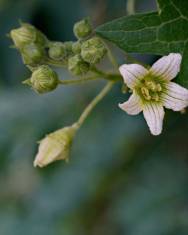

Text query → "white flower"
[119,53,188,135]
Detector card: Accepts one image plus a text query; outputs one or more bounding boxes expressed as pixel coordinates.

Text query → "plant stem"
[127,0,136,15]
[58,76,101,85]
[107,47,119,70]
[58,72,122,86]
[76,81,114,128]
[104,43,119,71]
[46,58,67,68]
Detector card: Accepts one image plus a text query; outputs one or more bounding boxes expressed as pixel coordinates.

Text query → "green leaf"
[96,0,188,87]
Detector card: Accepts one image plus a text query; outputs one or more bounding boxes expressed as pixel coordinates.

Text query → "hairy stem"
[76,81,114,128]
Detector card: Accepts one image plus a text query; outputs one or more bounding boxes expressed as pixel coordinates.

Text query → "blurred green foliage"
[0,0,188,235]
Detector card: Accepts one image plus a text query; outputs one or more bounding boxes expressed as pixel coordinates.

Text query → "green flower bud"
[23,65,59,94]
[73,18,92,39]
[34,124,78,167]
[21,43,45,65]
[72,41,81,54]
[10,23,47,49]
[68,55,90,76]
[64,41,74,56]
[81,37,107,64]
[48,42,66,60]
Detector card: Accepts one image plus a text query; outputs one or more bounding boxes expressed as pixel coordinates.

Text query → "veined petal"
[162,82,188,111]
[119,93,142,115]
[143,104,164,136]
[150,53,182,81]
[119,64,148,88]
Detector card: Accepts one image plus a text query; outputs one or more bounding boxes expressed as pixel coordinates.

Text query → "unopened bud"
[81,37,107,64]
[21,43,45,65]
[23,65,59,94]
[10,23,47,49]
[64,41,74,57]
[73,18,92,39]
[34,124,78,167]
[68,55,90,76]
[72,41,81,54]
[48,42,66,60]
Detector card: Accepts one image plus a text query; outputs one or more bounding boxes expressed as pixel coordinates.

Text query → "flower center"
[135,74,165,103]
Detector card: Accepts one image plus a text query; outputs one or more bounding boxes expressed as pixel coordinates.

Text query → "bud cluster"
[9,18,107,94]
[67,18,107,75]
[10,23,47,66]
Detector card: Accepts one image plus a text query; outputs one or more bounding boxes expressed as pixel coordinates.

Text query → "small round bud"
[10,23,47,49]
[68,55,90,76]
[81,37,107,64]
[34,124,78,167]
[73,18,92,39]
[48,42,66,60]
[24,65,59,94]
[21,43,45,65]
[72,41,81,54]
[64,41,74,56]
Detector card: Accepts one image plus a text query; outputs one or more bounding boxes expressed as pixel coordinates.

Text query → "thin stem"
[76,81,114,128]
[107,47,119,70]
[105,43,119,70]
[58,76,101,85]
[58,72,122,86]
[127,0,136,15]
[90,66,107,76]
[46,58,67,68]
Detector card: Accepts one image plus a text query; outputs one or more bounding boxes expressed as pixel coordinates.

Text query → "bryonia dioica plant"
[9,0,188,167]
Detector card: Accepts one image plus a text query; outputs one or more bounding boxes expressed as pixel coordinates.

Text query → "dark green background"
[0,0,188,234]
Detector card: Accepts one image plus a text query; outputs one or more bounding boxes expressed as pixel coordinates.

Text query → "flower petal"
[162,82,188,111]
[119,93,142,115]
[119,64,148,88]
[150,53,182,81]
[143,104,164,136]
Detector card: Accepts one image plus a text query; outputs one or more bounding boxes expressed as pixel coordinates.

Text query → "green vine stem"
[46,58,67,68]
[127,0,136,15]
[58,72,122,85]
[75,81,114,129]
[58,76,100,85]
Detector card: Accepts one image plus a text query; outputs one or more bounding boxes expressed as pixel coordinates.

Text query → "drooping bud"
[10,23,47,49]
[72,41,81,54]
[68,54,90,76]
[23,65,59,94]
[48,42,66,60]
[34,124,78,167]
[21,43,45,65]
[73,18,92,39]
[81,37,107,64]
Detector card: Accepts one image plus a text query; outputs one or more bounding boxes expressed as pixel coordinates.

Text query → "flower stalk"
[76,81,115,128]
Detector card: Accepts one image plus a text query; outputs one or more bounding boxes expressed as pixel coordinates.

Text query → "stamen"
[145,81,156,91]
[152,93,160,102]
[141,87,151,100]
[156,84,162,92]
